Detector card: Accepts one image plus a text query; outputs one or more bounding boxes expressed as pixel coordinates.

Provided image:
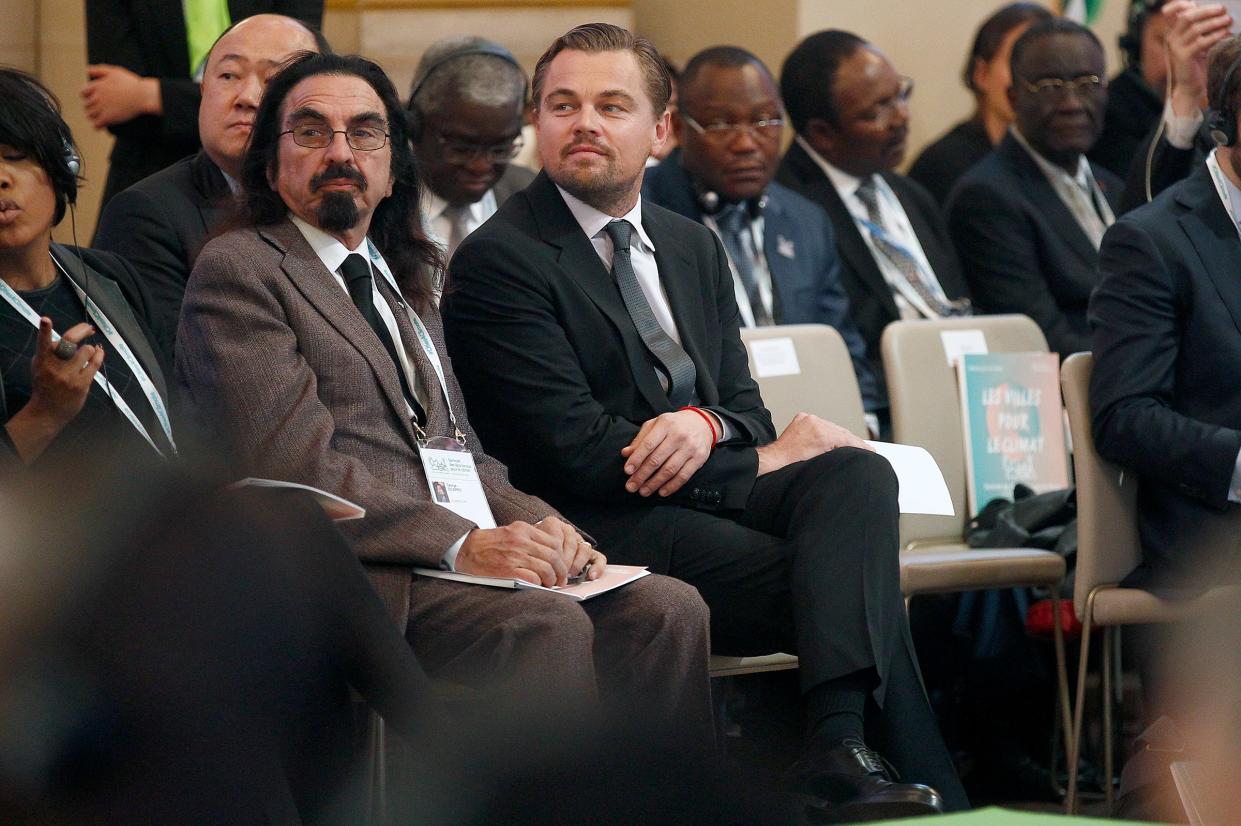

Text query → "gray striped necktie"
[603,219,697,406]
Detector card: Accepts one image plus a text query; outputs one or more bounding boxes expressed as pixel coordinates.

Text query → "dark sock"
[804,670,873,754]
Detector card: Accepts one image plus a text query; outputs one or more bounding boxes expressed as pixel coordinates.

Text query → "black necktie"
[340,253,425,423]
[603,219,697,406]
[716,205,772,326]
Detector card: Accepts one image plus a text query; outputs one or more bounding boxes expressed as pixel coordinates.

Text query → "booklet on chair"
[956,352,1069,516]
[412,564,650,602]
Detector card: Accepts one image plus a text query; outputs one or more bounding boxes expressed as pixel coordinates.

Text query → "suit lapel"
[1179,166,1241,338]
[192,152,232,238]
[1004,137,1100,268]
[783,144,900,319]
[260,221,419,446]
[527,174,671,412]
[761,197,796,322]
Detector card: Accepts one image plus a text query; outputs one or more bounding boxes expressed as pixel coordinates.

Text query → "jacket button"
[691,488,702,499]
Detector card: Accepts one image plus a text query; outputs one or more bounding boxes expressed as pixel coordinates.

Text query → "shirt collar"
[422,185,490,224]
[1010,126,1091,190]
[555,184,655,253]
[289,213,369,275]
[795,134,868,196]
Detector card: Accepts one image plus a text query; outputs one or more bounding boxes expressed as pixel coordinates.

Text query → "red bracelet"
[680,405,719,449]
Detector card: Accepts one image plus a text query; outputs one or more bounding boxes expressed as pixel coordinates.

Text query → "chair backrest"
[741,324,868,438]
[1060,353,1142,618]
[881,314,1049,544]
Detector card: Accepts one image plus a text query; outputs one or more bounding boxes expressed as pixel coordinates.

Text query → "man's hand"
[455,518,605,587]
[1164,1,1232,116]
[755,412,870,477]
[81,65,162,128]
[538,516,606,583]
[620,409,715,497]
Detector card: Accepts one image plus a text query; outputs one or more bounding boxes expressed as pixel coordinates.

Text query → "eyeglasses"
[280,123,390,151]
[679,112,785,143]
[1020,74,1106,99]
[431,131,525,164]
[854,77,914,128]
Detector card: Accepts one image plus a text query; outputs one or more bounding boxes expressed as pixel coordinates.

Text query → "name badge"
[418,436,497,529]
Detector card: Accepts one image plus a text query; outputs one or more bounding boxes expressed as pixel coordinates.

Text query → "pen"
[567,560,593,586]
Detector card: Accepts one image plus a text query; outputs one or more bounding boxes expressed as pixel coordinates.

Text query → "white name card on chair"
[940,329,987,367]
[865,441,955,516]
[748,336,801,377]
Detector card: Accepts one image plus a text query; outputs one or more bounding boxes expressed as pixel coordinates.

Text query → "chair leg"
[1102,625,1116,813]
[1067,588,1100,815]
[1051,594,1072,798]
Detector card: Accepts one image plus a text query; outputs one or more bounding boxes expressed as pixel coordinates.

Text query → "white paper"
[419,447,498,528]
[412,565,651,602]
[229,477,366,521]
[864,441,955,516]
[940,329,988,368]
[749,336,801,377]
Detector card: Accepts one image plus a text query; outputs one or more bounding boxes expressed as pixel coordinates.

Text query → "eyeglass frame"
[279,123,391,151]
[426,125,525,165]
[678,111,786,143]
[851,76,914,128]
[1019,74,1107,99]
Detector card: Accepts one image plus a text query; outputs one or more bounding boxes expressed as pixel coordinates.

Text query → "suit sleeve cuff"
[1163,99,1203,150]
[441,532,471,571]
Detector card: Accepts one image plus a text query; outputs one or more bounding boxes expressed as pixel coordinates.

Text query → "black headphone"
[1119,0,1159,68]
[1208,49,1241,147]
[405,43,526,141]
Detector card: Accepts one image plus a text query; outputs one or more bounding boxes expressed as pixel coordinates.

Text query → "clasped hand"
[620,409,715,497]
[455,516,604,587]
[756,412,870,476]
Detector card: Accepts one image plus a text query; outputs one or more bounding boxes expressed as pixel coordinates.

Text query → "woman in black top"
[908,3,1052,205]
[0,68,172,466]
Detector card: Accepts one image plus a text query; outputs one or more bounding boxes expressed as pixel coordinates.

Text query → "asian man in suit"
[642,46,883,425]
[443,23,967,820]
[775,31,971,394]
[94,14,327,359]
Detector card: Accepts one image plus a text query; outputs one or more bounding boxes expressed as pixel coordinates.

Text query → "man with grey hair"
[407,36,534,259]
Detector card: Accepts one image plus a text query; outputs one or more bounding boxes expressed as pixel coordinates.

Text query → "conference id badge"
[419,436,498,529]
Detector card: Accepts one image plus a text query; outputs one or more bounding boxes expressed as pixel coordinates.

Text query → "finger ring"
[53,339,78,360]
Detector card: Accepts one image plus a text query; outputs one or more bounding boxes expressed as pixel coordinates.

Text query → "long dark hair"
[962,3,1052,94]
[238,52,443,307]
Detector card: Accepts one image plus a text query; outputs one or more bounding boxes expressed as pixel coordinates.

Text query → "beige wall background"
[4,0,1130,242]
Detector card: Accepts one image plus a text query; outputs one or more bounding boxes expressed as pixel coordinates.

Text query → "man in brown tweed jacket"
[174,51,712,737]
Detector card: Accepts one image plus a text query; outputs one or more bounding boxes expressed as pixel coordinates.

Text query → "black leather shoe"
[786,738,945,822]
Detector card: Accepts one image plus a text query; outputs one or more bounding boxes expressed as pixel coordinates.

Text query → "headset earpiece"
[1208,50,1241,147]
[64,139,81,177]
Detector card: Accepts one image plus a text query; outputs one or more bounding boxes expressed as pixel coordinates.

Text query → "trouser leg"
[582,575,714,751]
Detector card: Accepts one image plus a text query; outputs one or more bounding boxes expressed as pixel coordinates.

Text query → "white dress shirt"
[422,186,498,259]
[289,214,470,565]
[796,135,952,320]
[1009,127,1114,250]
[555,185,731,441]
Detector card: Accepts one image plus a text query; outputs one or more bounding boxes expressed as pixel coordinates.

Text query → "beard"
[317,190,360,233]
[551,142,642,215]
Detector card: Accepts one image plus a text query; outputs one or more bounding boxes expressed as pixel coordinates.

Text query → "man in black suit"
[443,23,966,818]
[406,36,536,261]
[948,19,1123,357]
[642,46,882,422]
[94,14,325,359]
[775,31,971,394]
[84,1,323,217]
[1091,36,1241,599]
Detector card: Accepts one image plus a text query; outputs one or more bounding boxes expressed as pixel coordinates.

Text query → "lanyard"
[364,240,465,445]
[0,252,175,457]
[1207,149,1241,241]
